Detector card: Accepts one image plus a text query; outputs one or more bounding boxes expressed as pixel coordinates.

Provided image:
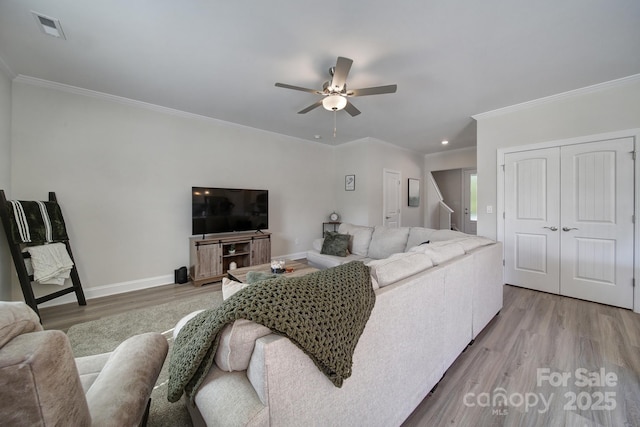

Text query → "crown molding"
[12,74,316,145]
[424,145,476,159]
[337,136,424,156]
[13,74,230,122]
[473,73,640,120]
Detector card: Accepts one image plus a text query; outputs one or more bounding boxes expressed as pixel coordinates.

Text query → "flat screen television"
[192,187,268,235]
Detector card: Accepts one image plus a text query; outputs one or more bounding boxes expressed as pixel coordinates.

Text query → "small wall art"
[408,178,420,207]
[345,175,355,191]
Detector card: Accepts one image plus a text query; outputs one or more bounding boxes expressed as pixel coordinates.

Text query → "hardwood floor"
[39,281,220,331]
[40,282,640,426]
[402,285,640,427]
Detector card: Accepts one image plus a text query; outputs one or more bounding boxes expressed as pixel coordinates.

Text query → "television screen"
[192,187,268,235]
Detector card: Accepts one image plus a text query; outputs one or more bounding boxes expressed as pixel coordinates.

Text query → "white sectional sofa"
[176,223,504,426]
[307,222,474,270]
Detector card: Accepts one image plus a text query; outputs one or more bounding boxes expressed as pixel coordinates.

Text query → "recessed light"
[314,135,322,140]
[441,140,449,145]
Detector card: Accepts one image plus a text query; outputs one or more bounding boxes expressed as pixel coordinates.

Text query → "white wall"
[10,80,334,300]
[0,67,11,300]
[423,147,476,229]
[334,138,424,228]
[475,75,640,241]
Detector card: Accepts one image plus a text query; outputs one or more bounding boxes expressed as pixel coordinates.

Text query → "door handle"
[562,227,578,232]
[543,226,558,231]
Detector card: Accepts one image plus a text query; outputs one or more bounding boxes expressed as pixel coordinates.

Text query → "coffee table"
[228,259,319,283]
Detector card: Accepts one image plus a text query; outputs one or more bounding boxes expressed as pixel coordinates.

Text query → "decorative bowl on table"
[271,260,286,274]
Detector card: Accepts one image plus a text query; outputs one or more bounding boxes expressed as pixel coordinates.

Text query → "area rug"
[66,291,224,427]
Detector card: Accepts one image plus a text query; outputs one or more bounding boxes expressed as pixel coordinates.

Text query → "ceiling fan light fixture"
[322,94,347,111]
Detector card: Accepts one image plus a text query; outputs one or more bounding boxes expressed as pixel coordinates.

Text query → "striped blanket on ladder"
[7,200,69,244]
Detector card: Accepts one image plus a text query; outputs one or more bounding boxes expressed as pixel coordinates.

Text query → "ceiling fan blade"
[275,83,321,94]
[347,84,397,97]
[298,100,323,114]
[344,100,361,117]
[330,57,353,92]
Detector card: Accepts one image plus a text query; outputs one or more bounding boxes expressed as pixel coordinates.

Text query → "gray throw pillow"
[321,232,350,257]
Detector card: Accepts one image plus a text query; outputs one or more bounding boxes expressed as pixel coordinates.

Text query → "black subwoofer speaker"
[174,266,188,284]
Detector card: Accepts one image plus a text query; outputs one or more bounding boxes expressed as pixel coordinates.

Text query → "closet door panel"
[504,148,560,294]
[559,138,635,308]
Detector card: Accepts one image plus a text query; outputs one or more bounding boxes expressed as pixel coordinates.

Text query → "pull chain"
[333,110,337,138]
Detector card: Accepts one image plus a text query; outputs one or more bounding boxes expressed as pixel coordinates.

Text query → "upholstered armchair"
[0,301,168,426]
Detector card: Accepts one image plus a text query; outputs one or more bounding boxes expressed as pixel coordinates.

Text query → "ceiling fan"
[275,57,397,117]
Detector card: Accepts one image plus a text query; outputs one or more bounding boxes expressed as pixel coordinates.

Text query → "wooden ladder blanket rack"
[0,190,86,317]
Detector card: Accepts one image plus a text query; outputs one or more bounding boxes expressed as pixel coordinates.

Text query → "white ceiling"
[1,0,639,154]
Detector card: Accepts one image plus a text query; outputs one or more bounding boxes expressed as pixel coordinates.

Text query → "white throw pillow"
[338,223,375,256]
[215,320,272,372]
[367,226,410,260]
[222,277,250,300]
[367,252,433,287]
[405,227,436,251]
[175,280,273,372]
[220,278,274,371]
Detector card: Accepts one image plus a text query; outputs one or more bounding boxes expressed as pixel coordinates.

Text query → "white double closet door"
[504,137,635,309]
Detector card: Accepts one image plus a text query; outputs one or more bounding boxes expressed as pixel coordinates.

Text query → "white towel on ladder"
[25,243,74,286]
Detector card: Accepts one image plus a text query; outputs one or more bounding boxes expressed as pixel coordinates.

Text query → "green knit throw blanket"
[167,261,375,403]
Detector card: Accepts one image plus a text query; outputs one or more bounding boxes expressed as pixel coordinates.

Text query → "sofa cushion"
[321,232,350,257]
[409,241,466,265]
[215,320,272,372]
[451,236,495,252]
[405,227,437,251]
[306,250,367,269]
[367,252,433,287]
[367,226,410,260]
[173,302,272,373]
[205,278,275,372]
[429,229,469,242]
[338,223,375,256]
[0,302,43,348]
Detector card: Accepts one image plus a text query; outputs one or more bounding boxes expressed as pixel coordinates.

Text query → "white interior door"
[504,148,561,294]
[383,169,401,228]
[559,138,635,308]
[463,169,477,235]
[504,138,635,309]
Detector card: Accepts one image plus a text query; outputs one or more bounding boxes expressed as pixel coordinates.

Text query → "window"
[469,173,477,221]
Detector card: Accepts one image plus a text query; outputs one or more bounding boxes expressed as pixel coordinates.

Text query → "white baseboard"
[38,274,174,308]
[39,251,309,307]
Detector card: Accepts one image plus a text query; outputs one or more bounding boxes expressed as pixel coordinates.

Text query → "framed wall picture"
[345,175,355,191]
[408,178,420,206]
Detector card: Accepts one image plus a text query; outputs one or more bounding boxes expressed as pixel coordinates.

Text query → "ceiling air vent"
[32,11,66,39]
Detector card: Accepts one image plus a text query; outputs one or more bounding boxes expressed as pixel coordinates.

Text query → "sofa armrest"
[0,330,91,426]
[471,242,504,337]
[84,332,168,426]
